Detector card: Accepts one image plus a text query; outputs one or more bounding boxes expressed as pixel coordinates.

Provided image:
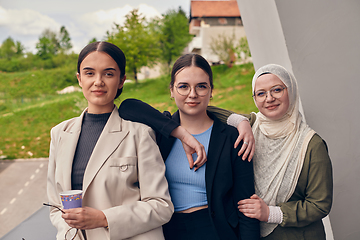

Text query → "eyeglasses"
[65,227,79,240]
[20,228,78,240]
[43,203,78,240]
[253,85,287,102]
[175,83,210,97]
[43,202,65,213]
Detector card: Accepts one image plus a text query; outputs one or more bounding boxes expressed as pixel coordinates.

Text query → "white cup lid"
[60,190,83,196]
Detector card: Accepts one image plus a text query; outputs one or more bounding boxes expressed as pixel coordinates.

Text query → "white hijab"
[251,64,315,237]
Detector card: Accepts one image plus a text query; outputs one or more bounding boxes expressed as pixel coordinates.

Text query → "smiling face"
[170,66,212,119]
[77,51,124,114]
[254,73,289,121]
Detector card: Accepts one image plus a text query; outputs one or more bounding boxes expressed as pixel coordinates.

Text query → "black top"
[119,99,260,240]
[71,112,111,190]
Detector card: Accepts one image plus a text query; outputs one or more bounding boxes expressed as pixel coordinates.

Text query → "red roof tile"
[191,0,240,18]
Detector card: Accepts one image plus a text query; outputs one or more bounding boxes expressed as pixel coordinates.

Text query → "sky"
[0,0,190,53]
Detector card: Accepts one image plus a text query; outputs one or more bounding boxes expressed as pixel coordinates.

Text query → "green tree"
[1,37,15,59]
[36,29,60,59]
[0,37,25,59]
[236,36,251,60]
[88,38,98,44]
[158,7,193,71]
[15,41,25,57]
[107,9,160,83]
[59,26,72,53]
[210,33,237,67]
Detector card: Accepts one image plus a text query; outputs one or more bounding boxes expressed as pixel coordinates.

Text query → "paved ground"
[0,158,335,239]
[0,159,49,238]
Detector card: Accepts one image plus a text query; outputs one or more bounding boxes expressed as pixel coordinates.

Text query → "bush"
[0,53,78,72]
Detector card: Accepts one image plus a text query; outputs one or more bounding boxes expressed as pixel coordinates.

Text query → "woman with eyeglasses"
[225,64,332,239]
[46,41,174,240]
[119,53,260,240]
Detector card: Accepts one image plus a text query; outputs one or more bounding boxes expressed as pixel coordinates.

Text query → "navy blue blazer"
[119,99,260,240]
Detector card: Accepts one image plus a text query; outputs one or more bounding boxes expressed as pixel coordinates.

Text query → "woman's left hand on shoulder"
[238,194,269,222]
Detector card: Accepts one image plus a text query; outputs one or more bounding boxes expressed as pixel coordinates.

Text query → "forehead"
[254,73,285,90]
[175,66,210,84]
[80,51,119,69]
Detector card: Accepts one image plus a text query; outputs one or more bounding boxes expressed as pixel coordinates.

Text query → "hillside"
[0,63,257,160]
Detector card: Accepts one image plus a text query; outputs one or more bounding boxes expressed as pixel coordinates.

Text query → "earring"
[170,97,174,100]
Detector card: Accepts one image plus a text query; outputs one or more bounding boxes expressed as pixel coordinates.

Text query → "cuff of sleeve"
[160,121,179,138]
[227,113,249,127]
[267,206,283,224]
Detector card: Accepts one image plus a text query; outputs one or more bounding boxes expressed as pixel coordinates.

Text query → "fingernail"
[194,164,198,168]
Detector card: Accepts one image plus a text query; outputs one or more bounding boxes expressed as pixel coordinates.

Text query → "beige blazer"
[47,106,173,240]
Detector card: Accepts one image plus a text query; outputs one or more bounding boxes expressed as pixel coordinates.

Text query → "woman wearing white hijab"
[230,64,333,239]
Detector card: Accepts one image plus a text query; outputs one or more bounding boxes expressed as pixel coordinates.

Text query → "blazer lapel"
[57,111,84,190]
[205,114,227,207]
[82,107,129,196]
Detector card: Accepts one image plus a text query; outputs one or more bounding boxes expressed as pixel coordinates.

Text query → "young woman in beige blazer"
[47,42,174,240]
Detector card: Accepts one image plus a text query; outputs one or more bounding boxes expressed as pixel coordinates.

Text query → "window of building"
[218,18,227,25]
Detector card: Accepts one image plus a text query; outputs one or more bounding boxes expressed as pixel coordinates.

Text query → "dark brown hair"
[77,41,126,99]
[170,53,213,89]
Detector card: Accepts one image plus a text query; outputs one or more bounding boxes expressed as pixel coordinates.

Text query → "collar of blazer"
[57,106,129,197]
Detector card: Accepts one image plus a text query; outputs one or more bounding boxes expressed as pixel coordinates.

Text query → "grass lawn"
[0,63,257,159]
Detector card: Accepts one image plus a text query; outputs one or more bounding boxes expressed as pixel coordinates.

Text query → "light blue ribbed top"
[165,124,213,212]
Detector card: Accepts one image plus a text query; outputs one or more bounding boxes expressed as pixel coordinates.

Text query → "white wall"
[188,24,246,63]
[237,0,360,239]
[200,25,247,62]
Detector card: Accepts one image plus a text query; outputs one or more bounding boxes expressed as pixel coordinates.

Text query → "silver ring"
[244,142,249,145]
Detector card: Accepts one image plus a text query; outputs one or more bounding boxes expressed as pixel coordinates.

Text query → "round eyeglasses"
[253,85,287,102]
[175,83,210,97]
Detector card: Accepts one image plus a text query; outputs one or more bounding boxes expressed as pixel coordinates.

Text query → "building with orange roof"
[187,0,247,63]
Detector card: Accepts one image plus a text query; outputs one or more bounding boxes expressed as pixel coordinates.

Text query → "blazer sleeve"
[231,132,260,239]
[207,105,256,126]
[119,98,178,138]
[102,126,174,239]
[279,134,333,227]
[47,125,76,240]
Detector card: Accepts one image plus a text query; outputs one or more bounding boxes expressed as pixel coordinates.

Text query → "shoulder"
[212,113,238,134]
[51,116,78,133]
[305,133,331,164]
[222,123,239,140]
[211,113,239,141]
[121,118,156,135]
[307,133,329,152]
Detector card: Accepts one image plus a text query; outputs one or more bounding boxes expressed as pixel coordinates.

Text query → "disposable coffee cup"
[60,190,83,209]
